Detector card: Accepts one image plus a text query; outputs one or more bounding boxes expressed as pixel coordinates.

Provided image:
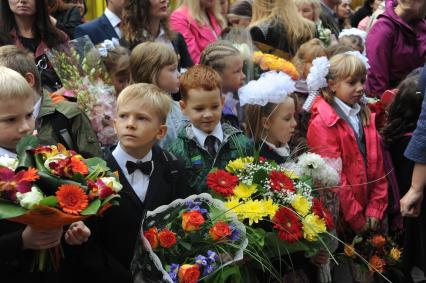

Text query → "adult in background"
[170,0,226,64]
[365,0,426,97]
[319,0,341,38]
[351,0,383,28]
[74,0,125,45]
[227,0,252,28]
[336,0,352,30]
[48,0,86,39]
[121,0,193,70]
[249,0,315,59]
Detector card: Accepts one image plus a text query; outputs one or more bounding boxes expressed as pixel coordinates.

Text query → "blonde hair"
[293,0,321,22]
[250,0,315,54]
[200,40,241,73]
[0,66,34,101]
[130,42,177,86]
[101,46,130,79]
[292,38,326,78]
[323,53,370,126]
[179,0,227,28]
[117,83,172,123]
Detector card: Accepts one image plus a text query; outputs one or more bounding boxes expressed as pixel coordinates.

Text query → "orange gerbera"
[19,167,39,182]
[56,184,89,215]
[69,156,89,175]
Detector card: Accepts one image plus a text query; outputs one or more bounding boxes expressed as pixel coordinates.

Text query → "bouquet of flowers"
[252,51,299,81]
[344,232,402,283]
[46,35,117,145]
[131,193,247,283]
[0,136,121,270]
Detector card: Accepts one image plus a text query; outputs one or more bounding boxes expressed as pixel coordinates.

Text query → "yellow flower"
[233,183,257,199]
[284,170,299,180]
[390,247,401,261]
[225,197,241,217]
[239,199,268,225]
[225,157,254,173]
[261,198,279,219]
[302,213,327,241]
[291,195,311,217]
[344,244,356,257]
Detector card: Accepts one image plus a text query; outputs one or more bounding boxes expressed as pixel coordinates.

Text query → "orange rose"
[178,264,200,283]
[369,255,386,273]
[371,234,386,248]
[344,244,355,258]
[182,210,205,232]
[209,221,232,241]
[143,227,159,249]
[158,228,176,248]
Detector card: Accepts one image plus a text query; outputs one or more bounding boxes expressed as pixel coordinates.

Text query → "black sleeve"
[250,26,267,43]
[0,221,25,262]
[57,8,84,39]
[173,33,194,70]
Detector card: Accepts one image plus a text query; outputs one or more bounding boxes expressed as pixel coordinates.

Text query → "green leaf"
[205,265,243,283]
[101,194,121,206]
[36,171,86,196]
[208,205,229,222]
[39,196,58,207]
[16,135,39,170]
[81,199,101,215]
[248,227,266,247]
[253,169,268,184]
[85,157,109,171]
[0,200,27,219]
[179,241,192,251]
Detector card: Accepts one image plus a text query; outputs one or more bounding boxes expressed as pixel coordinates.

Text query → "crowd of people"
[0,0,426,282]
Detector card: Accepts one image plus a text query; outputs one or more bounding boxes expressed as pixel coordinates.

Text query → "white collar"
[33,97,42,119]
[104,8,121,28]
[0,147,17,158]
[334,97,361,117]
[264,140,290,158]
[112,143,153,174]
[191,123,224,147]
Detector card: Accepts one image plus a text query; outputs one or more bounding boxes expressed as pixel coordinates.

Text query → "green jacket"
[37,92,103,158]
[167,123,253,193]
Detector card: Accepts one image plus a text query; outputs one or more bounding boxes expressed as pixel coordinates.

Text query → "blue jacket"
[405,89,426,163]
[74,14,118,45]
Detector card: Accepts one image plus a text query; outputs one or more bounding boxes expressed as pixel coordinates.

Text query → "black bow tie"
[125,160,153,175]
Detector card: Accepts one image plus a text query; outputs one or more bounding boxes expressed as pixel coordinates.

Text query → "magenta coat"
[170,6,222,64]
[365,0,426,97]
[307,97,388,232]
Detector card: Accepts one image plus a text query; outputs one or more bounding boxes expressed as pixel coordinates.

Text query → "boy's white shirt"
[334,97,361,137]
[112,142,152,202]
[191,123,224,151]
[0,147,17,158]
[33,97,42,119]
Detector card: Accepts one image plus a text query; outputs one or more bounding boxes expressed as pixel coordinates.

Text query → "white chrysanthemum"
[16,187,44,209]
[306,56,329,92]
[297,153,341,187]
[238,71,296,106]
[298,153,325,170]
[0,155,18,170]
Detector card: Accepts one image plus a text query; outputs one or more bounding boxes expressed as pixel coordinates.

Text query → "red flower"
[272,206,302,243]
[269,170,295,192]
[207,170,238,197]
[369,255,386,273]
[371,234,386,248]
[182,210,205,231]
[0,167,36,195]
[209,221,232,241]
[56,184,89,215]
[143,227,159,249]
[312,198,334,230]
[178,264,200,283]
[158,228,176,248]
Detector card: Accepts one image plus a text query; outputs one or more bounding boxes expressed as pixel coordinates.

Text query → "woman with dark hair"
[351,0,383,28]
[121,0,193,70]
[50,0,87,39]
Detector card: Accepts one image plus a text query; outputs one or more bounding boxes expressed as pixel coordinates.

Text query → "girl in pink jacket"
[307,53,388,234]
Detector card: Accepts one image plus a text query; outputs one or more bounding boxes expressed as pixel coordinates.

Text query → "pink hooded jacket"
[307,96,388,232]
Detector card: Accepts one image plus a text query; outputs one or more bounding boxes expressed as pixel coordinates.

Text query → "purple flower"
[185,200,208,214]
[168,263,180,283]
[195,255,208,266]
[203,264,216,276]
[229,224,241,241]
[207,250,218,264]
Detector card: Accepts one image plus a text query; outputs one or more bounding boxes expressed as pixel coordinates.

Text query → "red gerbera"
[312,198,334,230]
[207,170,238,197]
[56,184,89,215]
[269,170,295,192]
[272,206,302,243]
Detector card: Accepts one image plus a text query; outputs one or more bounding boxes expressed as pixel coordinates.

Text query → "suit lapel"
[100,14,119,40]
[143,147,165,211]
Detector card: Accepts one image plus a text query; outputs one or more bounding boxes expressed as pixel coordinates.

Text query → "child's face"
[0,96,35,151]
[264,97,297,146]
[112,72,129,96]
[221,55,245,93]
[297,3,315,22]
[157,63,180,94]
[114,99,166,158]
[330,76,365,106]
[180,88,224,134]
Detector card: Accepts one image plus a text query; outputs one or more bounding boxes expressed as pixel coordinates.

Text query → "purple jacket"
[365,0,426,97]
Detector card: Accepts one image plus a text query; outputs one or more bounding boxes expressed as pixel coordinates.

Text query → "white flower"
[306,56,329,92]
[16,187,44,209]
[298,153,325,170]
[100,176,123,193]
[297,153,340,187]
[0,155,18,170]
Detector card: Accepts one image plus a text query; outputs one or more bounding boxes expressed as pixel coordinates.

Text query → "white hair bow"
[97,38,120,57]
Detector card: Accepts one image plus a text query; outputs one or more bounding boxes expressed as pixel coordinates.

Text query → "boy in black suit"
[71,83,191,282]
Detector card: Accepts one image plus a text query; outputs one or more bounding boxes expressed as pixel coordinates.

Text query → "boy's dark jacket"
[168,122,253,193]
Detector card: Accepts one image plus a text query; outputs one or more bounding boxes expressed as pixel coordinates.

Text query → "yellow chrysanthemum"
[291,195,311,217]
[225,197,242,217]
[302,213,327,242]
[261,198,279,219]
[390,247,401,261]
[284,170,299,180]
[239,199,268,225]
[233,183,257,199]
[225,157,254,173]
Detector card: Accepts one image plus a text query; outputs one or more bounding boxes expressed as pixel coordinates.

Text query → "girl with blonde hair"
[170,0,227,64]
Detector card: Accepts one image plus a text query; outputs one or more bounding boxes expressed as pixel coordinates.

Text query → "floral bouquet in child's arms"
[46,35,117,145]
[131,193,247,283]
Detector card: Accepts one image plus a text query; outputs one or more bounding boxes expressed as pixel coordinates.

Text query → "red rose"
[371,234,386,248]
[143,227,159,249]
[209,221,232,241]
[158,228,177,248]
[182,210,205,231]
[178,264,200,283]
[269,170,295,192]
[207,169,238,197]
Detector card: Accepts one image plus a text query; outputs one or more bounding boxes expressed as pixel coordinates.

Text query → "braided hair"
[200,40,240,73]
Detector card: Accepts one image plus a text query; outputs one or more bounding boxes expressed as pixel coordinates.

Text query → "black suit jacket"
[74,14,119,45]
[319,2,341,37]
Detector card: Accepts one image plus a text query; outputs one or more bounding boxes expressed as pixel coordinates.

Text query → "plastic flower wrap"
[252,51,299,80]
[131,194,247,283]
[46,35,117,145]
